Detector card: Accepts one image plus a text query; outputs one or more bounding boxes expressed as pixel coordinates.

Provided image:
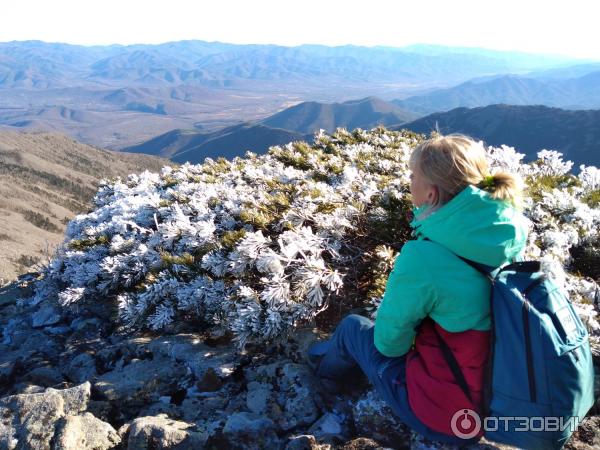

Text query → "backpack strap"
[421,237,496,410]
[431,324,474,403]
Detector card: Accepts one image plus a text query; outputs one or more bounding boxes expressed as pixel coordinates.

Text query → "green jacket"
[374,185,530,357]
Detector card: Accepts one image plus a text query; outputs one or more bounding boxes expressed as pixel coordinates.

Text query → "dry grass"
[0,131,170,280]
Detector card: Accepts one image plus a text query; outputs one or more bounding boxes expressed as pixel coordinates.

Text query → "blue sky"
[3,0,600,59]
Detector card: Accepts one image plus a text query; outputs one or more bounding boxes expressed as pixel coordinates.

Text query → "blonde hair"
[409,134,522,210]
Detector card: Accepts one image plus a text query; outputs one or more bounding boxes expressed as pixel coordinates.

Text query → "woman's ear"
[427,185,439,205]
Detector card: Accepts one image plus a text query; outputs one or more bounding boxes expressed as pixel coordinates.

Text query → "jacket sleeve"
[374,241,438,357]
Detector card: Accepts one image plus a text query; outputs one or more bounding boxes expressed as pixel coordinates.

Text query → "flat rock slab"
[146,334,239,380]
[94,356,186,406]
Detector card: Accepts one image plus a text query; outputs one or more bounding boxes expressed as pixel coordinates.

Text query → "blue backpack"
[433,252,596,449]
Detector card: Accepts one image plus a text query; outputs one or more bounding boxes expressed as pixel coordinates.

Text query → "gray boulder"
[277,363,321,430]
[246,381,272,415]
[0,382,91,450]
[308,412,349,442]
[125,414,207,450]
[352,390,411,449]
[220,412,280,450]
[180,394,227,423]
[53,412,120,450]
[63,352,98,384]
[244,360,320,430]
[23,366,65,387]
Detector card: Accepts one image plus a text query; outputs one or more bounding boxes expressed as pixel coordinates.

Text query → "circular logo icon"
[450,408,482,439]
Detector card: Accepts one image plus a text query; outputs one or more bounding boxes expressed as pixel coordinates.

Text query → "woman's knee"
[339,314,374,334]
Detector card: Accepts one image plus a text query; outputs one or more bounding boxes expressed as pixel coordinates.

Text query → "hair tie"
[481,174,495,189]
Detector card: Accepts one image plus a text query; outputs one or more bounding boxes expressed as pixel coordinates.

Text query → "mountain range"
[1,40,592,149]
[398,104,600,167]
[0,40,578,90]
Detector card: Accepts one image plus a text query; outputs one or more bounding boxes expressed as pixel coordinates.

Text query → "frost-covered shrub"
[31,128,600,346]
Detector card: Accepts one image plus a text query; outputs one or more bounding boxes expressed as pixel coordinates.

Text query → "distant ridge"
[125,123,310,163]
[0,40,578,89]
[399,104,600,167]
[124,97,415,162]
[261,97,416,133]
[393,71,600,114]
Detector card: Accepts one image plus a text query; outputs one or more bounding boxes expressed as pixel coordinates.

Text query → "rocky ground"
[1,276,598,450]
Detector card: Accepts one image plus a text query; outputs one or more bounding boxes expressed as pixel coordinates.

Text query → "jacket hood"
[410,185,530,267]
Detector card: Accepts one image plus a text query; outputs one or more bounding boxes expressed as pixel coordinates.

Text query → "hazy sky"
[3,0,600,59]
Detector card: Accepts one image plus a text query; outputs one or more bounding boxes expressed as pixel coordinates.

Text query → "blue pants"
[309,314,478,445]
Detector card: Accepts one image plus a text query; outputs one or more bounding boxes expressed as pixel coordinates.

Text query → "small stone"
[63,352,98,384]
[0,359,16,384]
[246,381,272,415]
[31,305,61,328]
[196,367,223,392]
[45,326,72,335]
[137,401,182,419]
[285,434,332,450]
[70,317,103,332]
[340,437,385,450]
[308,413,348,442]
[12,383,45,395]
[181,395,227,422]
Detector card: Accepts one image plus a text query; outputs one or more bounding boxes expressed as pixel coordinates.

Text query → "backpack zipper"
[522,299,537,402]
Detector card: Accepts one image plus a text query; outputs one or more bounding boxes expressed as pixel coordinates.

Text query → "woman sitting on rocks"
[308,134,529,444]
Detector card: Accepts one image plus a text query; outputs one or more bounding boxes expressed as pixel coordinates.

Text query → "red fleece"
[406,319,490,436]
